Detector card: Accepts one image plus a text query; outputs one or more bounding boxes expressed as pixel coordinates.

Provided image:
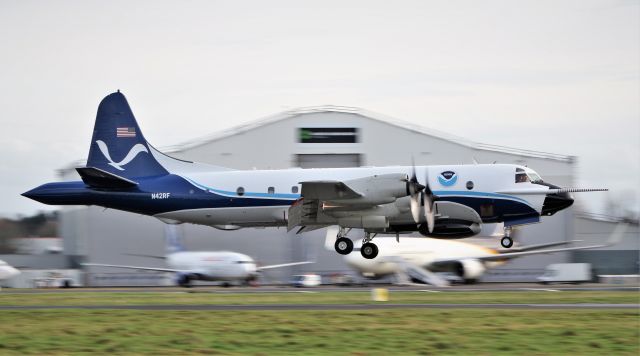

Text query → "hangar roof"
[59,105,574,174]
[166,105,574,163]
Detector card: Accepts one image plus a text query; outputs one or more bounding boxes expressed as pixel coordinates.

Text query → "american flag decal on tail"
[116,127,136,138]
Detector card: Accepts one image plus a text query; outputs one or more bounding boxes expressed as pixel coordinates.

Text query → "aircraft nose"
[541,182,574,216]
[0,267,20,279]
[9,267,21,278]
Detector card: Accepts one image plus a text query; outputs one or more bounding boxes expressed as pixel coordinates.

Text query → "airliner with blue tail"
[23,92,606,259]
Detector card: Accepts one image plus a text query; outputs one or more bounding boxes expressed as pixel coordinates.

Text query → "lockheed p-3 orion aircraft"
[23,92,606,259]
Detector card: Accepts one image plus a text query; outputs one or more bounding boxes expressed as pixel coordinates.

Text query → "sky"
[0,0,638,218]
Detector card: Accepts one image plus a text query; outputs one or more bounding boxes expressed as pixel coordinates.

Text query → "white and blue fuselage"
[23,92,581,242]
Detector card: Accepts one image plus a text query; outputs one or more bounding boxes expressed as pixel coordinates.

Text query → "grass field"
[0,309,638,355]
[0,290,638,354]
[0,290,638,306]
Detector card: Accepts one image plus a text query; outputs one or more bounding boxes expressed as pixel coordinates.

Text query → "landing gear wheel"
[501,236,513,248]
[360,242,379,259]
[335,237,354,255]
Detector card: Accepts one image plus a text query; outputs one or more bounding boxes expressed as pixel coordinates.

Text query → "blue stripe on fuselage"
[181,176,301,200]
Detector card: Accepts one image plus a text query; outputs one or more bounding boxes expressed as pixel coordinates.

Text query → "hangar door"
[296,154,361,168]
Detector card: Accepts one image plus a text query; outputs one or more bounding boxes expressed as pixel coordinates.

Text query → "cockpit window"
[235,261,253,264]
[515,168,543,183]
[528,173,542,183]
[515,173,530,183]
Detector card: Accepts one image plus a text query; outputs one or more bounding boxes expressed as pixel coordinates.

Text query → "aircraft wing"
[434,224,627,264]
[497,240,582,253]
[82,263,178,273]
[258,261,314,271]
[288,173,410,232]
[124,253,166,260]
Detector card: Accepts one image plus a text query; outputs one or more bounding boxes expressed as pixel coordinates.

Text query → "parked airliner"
[0,260,20,284]
[333,225,625,286]
[23,92,606,259]
[83,225,311,287]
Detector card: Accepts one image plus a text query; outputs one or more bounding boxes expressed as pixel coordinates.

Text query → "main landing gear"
[333,228,379,259]
[360,232,379,259]
[501,226,514,248]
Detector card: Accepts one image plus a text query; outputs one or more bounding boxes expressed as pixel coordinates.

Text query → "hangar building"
[56,106,635,285]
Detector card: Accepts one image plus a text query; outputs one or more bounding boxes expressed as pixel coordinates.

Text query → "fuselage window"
[236,187,245,196]
[291,186,299,194]
[268,187,275,194]
[466,181,474,190]
[515,173,529,183]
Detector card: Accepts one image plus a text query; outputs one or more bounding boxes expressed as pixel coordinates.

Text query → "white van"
[537,263,592,284]
[291,274,321,287]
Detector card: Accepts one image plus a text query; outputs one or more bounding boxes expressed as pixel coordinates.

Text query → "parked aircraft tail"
[165,224,185,254]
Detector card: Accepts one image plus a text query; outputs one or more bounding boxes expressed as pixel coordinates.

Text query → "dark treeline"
[0,212,58,253]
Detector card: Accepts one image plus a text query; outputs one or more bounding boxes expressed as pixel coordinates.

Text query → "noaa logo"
[96,140,149,171]
[438,171,458,186]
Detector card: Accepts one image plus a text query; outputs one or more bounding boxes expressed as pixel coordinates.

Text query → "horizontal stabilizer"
[76,167,138,189]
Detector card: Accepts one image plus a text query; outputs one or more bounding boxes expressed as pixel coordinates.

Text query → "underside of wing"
[299,181,362,200]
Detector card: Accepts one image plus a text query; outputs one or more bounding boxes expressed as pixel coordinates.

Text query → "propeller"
[408,159,425,223]
[407,159,437,233]
[423,183,436,233]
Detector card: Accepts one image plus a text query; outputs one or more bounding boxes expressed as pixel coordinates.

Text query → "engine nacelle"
[338,215,389,229]
[175,273,194,287]
[419,219,481,238]
[453,259,485,281]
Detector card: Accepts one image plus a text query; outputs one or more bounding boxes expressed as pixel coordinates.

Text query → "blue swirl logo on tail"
[438,171,458,186]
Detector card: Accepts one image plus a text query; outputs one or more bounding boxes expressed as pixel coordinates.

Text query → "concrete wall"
[572,217,639,275]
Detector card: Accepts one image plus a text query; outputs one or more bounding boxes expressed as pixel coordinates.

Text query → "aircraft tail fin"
[165,224,185,254]
[86,91,169,178]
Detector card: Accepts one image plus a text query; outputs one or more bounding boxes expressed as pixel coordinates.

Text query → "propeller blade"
[424,190,435,234]
[410,195,421,223]
[423,172,435,234]
[408,158,424,224]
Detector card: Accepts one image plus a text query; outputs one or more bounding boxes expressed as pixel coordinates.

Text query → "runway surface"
[1,283,638,294]
[1,303,638,311]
